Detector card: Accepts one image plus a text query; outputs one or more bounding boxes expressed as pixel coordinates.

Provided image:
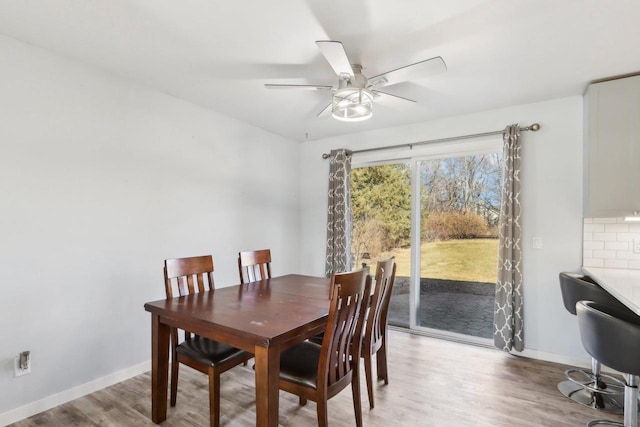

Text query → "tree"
[351,153,503,254]
[351,163,411,253]
[420,154,503,228]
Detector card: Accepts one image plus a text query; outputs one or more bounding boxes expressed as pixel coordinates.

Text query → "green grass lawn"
[379,238,499,283]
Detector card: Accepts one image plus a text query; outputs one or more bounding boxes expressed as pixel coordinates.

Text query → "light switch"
[532,237,543,249]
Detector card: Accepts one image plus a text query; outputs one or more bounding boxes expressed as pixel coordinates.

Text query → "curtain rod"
[321,123,540,159]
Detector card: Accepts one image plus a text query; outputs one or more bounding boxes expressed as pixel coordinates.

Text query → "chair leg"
[170,361,179,407]
[351,373,363,427]
[363,353,375,409]
[170,343,179,407]
[208,369,221,427]
[377,337,389,384]
[299,396,308,406]
[316,397,328,427]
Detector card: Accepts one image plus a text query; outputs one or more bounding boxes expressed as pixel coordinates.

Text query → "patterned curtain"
[494,124,524,352]
[325,149,353,277]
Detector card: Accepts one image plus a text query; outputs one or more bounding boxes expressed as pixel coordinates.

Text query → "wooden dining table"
[144,274,332,427]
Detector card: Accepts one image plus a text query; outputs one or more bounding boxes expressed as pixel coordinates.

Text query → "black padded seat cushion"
[559,272,632,315]
[309,332,324,345]
[577,301,640,377]
[176,336,247,366]
[279,341,321,390]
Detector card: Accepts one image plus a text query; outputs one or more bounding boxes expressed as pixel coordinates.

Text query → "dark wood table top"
[144,274,332,351]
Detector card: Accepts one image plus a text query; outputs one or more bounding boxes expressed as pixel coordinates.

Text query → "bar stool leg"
[559,357,625,413]
[624,375,638,427]
[592,359,603,386]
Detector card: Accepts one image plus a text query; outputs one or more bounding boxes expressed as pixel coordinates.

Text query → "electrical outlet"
[634,238,640,254]
[532,237,543,249]
[14,353,31,377]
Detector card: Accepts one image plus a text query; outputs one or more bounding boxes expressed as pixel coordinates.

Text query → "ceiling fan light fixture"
[332,87,373,122]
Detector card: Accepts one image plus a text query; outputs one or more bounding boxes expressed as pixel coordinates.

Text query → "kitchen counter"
[582,267,640,315]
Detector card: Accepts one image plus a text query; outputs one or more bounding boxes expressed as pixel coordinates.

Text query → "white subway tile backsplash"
[615,233,640,241]
[584,217,640,270]
[584,241,605,250]
[593,250,617,259]
[605,259,629,269]
[593,218,618,224]
[593,232,617,241]
[583,258,604,267]
[584,224,605,233]
[613,251,640,261]
[605,241,630,251]
[605,223,629,233]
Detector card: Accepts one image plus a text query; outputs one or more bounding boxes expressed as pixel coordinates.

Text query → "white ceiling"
[1,0,640,142]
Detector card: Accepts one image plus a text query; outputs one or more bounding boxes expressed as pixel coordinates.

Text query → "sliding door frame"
[352,136,502,346]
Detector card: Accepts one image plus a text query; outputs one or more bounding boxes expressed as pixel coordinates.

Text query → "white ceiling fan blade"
[368,56,446,88]
[316,41,354,79]
[316,103,332,117]
[265,84,333,91]
[371,90,417,107]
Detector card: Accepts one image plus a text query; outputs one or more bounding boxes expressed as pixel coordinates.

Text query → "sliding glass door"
[351,141,502,343]
[413,153,502,341]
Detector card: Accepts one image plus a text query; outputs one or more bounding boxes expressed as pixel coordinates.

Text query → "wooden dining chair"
[361,257,396,409]
[237,248,272,283]
[278,268,372,427]
[164,255,252,427]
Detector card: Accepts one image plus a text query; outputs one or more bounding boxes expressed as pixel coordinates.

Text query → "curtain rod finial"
[529,123,540,131]
[322,153,330,159]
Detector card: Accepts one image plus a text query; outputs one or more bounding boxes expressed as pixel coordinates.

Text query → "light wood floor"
[8,330,624,427]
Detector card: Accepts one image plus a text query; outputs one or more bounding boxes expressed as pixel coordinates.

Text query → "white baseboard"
[392,326,595,370]
[0,360,150,427]
[515,348,592,369]
[515,348,624,375]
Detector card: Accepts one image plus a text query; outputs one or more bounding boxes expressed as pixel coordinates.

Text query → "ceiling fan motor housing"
[338,64,367,89]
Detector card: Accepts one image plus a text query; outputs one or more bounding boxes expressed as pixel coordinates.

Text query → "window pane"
[417,153,503,337]
[351,163,411,327]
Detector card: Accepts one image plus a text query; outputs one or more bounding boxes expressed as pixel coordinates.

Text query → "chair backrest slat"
[164,255,215,341]
[186,275,195,294]
[238,249,272,283]
[320,269,371,387]
[365,258,396,353]
[165,256,214,293]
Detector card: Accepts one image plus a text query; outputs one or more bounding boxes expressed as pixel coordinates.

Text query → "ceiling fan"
[265,41,446,122]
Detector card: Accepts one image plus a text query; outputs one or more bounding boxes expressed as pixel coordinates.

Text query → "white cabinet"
[584,75,640,217]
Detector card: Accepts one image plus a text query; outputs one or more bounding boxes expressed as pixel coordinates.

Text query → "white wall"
[299,97,587,362]
[0,35,300,420]
[0,28,589,422]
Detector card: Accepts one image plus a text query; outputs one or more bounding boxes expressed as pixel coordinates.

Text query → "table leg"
[254,344,280,427]
[151,314,170,423]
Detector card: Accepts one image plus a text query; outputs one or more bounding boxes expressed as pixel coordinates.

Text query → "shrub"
[423,212,490,240]
[352,217,390,256]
